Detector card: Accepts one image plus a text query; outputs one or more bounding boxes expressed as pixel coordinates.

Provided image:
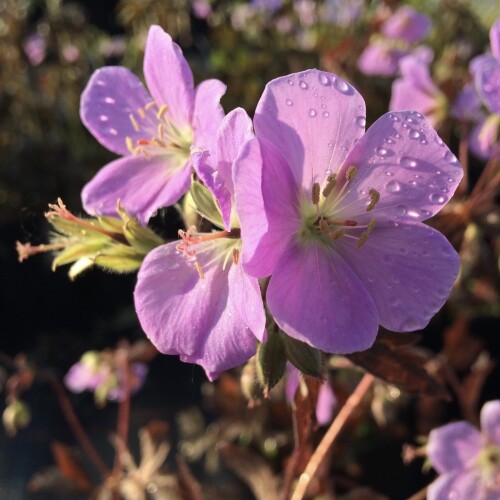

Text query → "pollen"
[311,182,321,205]
[232,248,240,265]
[322,173,337,198]
[367,189,381,212]
[346,165,358,181]
[356,218,377,249]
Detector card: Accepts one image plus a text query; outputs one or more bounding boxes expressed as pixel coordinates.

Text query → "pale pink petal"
[254,69,366,191]
[143,26,195,127]
[82,155,191,224]
[193,79,227,155]
[266,242,379,353]
[490,18,500,60]
[335,223,460,332]
[427,422,482,473]
[134,242,261,380]
[480,400,500,446]
[475,58,500,115]
[234,137,301,278]
[381,6,431,44]
[427,470,483,500]
[357,41,407,77]
[316,382,336,425]
[337,110,463,224]
[80,67,154,156]
[469,116,500,160]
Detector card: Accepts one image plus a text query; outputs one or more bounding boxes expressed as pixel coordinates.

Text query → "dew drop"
[435,136,444,146]
[96,79,106,86]
[385,180,401,192]
[287,78,294,85]
[389,113,400,121]
[286,98,293,106]
[405,116,415,123]
[444,151,459,164]
[400,156,418,168]
[321,103,326,109]
[334,78,349,93]
[309,108,317,117]
[385,137,396,144]
[395,205,407,216]
[430,193,448,204]
[319,73,330,85]
[376,147,389,156]
[328,142,334,149]
[108,128,118,135]
[104,97,116,104]
[322,111,329,118]
[385,171,394,176]
[299,80,309,89]
[409,129,420,140]
[355,116,366,128]
[99,115,108,122]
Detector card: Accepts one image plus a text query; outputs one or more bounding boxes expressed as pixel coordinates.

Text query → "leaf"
[256,328,287,396]
[282,333,323,378]
[345,332,450,399]
[219,445,280,500]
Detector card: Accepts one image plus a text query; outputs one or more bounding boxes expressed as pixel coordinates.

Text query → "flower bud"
[3,399,31,436]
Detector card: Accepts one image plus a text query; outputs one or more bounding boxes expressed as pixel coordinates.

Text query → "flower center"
[477,444,500,492]
[176,226,241,279]
[126,101,194,166]
[297,165,380,249]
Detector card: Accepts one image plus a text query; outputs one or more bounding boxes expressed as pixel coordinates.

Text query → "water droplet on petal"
[409,130,420,140]
[104,97,115,104]
[99,115,108,122]
[319,73,329,85]
[400,157,418,168]
[430,193,448,204]
[385,180,401,192]
[376,147,389,156]
[328,142,334,149]
[355,116,366,128]
[322,111,329,118]
[389,113,400,121]
[444,151,459,165]
[334,78,349,93]
[385,137,396,144]
[309,108,317,117]
[435,136,444,146]
[395,205,407,216]
[108,128,118,135]
[287,78,294,85]
[286,98,293,106]
[299,80,309,89]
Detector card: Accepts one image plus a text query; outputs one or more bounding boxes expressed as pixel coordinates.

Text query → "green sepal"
[117,205,164,253]
[68,258,94,280]
[282,333,324,379]
[51,240,108,270]
[93,245,145,273]
[256,328,287,395]
[190,180,225,228]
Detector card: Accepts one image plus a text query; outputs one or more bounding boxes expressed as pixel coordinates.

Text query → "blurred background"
[2,0,500,498]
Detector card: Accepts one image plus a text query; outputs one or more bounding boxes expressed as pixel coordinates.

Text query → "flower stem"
[290,373,374,500]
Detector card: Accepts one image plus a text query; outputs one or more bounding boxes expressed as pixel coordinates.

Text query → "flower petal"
[234,137,301,278]
[316,382,336,426]
[338,110,463,223]
[381,6,431,44]
[143,25,195,127]
[80,67,154,156]
[474,58,500,115]
[335,223,460,332]
[254,69,366,191]
[193,79,227,155]
[134,242,261,380]
[427,421,482,473]
[267,242,379,353]
[427,470,483,500]
[480,400,500,446]
[82,155,191,224]
[490,18,500,61]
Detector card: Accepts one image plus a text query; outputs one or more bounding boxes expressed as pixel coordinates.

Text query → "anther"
[322,173,337,198]
[367,188,380,212]
[129,114,140,132]
[138,108,146,119]
[319,218,330,233]
[346,165,358,181]
[331,228,345,240]
[156,105,169,120]
[126,137,136,155]
[145,101,157,111]
[356,218,377,249]
[233,248,240,265]
[311,182,320,205]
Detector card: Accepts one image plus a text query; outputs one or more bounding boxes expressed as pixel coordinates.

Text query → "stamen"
[322,173,337,198]
[129,114,140,132]
[138,108,146,119]
[232,248,240,265]
[319,218,330,233]
[145,101,157,111]
[156,105,169,120]
[346,165,358,181]
[16,241,67,263]
[331,229,345,240]
[367,188,380,212]
[126,137,136,155]
[195,261,205,279]
[311,182,320,205]
[356,218,377,249]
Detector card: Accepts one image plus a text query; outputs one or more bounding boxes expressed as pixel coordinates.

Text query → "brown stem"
[406,485,427,500]
[290,373,374,500]
[456,122,469,197]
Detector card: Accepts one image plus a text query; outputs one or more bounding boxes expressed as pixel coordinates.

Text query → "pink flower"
[80,25,226,224]
[427,400,500,499]
[234,69,462,354]
[381,6,431,44]
[134,109,266,380]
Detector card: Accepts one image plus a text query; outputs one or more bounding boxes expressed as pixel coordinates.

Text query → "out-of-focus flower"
[286,366,336,426]
[134,109,266,380]
[452,84,484,122]
[357,39,409,77]
[2,399,31,436]
[381,6,431,44]
[390,55,447,128]
[23,33,46,66]
[426,400,500,499]
[64,350,148,405]
[80,25,226,224]
[235,69,462,354]
[98,36,126,60]
[321,0,364,27]
[191,0,212,19]
[61,43,80,63]
[293,0,317,27]
[252,0,283,14]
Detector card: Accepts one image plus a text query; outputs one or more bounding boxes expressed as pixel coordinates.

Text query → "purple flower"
[234,70,462,354]
[23,33,46,66]
[134,109,266,381]
[357,39,408,77]
[469,115,500,160]
[427,400,500,499]
[251,0,283,14]
[381,6,431,44]
[472,18,500,116]
[80,25,226,224]
[286,366,336,426]
[451,84,484,122]
[390,55,447,128]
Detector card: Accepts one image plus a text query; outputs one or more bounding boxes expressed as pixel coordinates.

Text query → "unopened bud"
[3,399,31,436]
